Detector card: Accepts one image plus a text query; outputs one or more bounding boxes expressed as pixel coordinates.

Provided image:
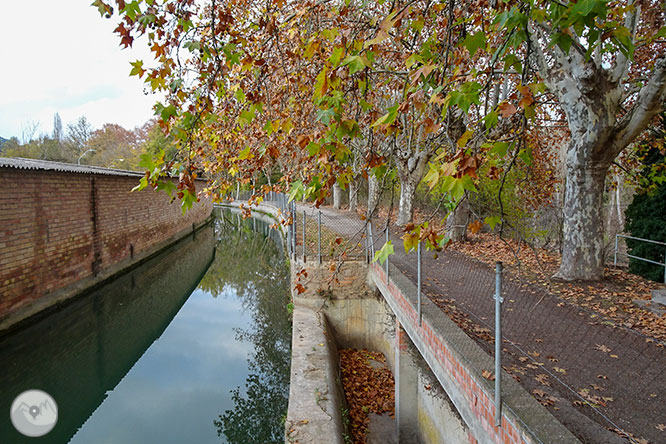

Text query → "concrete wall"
[289,258,472,444]
[0,162,212,331]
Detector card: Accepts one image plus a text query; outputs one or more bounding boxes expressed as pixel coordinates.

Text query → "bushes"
[624,183,666,282]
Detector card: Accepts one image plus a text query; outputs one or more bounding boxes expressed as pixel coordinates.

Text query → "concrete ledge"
[0,214,214,335]
[285,306,346,444]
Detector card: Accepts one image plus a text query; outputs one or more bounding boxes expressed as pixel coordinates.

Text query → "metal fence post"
[318,210,322,264]
[368,221,375,262]
[385,228,389,279]
[614,234,618,267]
[302,210,306,261]
[494,262,504,427]
[417,240,422,326]
[292,202,296,258]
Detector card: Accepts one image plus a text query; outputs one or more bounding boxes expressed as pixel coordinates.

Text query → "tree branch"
[609,56,666,160]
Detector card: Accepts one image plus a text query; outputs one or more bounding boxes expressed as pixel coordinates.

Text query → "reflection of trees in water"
[200,211,291,444]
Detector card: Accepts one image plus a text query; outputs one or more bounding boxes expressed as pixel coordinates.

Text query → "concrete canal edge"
[285,307,347,444]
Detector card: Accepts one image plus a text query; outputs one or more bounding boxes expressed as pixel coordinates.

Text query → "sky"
[0,1,159,140]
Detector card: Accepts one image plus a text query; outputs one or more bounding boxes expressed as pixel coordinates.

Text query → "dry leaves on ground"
[450,233,666,342]
[339,348,395,444]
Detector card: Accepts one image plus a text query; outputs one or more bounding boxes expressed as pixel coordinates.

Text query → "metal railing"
[614,234,666,283]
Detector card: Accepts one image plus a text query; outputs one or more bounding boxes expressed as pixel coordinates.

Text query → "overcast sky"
[0,1,158,140]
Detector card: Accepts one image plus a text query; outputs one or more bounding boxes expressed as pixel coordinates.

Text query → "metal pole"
[385,228,389,279]
[495,262,503,427]
[292,202,296,257]
[318,210,322,264]
[368,221,375,261]
[664,248,666,284]
[302,210,306,261]
[417,240,422,326]
[614,234,618,267]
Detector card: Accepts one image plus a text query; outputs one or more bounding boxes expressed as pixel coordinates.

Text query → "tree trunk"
[348,179,359,212]
[367,174,380,217]
[395,144,430,227]
[397,178,417,226]
[446,195,470,242]
[333,183,342,209]
[555,158,610,280]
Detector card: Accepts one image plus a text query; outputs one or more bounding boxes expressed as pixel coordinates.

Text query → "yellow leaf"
[457,130,473,148]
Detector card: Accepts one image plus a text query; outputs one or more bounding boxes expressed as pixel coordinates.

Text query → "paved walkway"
[289,202,665,444]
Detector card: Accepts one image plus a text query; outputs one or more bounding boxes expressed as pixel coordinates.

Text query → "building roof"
[0,157,144,177]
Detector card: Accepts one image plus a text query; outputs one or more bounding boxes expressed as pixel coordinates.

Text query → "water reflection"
[204,210,292,444]
[0,224,215,444]
[0,209,292,444]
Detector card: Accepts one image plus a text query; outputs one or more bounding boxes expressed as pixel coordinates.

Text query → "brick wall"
[0,166,212,327]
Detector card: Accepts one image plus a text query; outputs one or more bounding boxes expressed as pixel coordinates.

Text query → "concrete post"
[395,320,419,444]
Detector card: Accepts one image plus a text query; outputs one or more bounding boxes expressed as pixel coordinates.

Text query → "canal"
[0,209,292,444]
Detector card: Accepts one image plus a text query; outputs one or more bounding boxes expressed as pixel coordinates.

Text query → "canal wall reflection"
[0,223,215,444]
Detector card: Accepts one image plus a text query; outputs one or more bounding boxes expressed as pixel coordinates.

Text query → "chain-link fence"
[229,192,665,443]
[369,222,666,444]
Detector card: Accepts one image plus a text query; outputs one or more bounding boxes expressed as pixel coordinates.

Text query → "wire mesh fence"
[373,225,666,444]
[228,191,665,443]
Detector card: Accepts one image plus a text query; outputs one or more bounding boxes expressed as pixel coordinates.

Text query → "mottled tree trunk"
[333,183,342,209]
[555,148,611,280]
[397,178,417,226]
[396,153,429,226]
[527,17,666,280]
[367,174,380,217]
[348,179,359,212]
[446,195,470,242]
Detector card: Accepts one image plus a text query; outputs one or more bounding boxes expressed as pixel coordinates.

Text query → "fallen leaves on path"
[450,233,666,342]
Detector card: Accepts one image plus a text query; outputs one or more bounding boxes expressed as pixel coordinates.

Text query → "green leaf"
[122,1,141,21]
[485,215,502,230]
[611,26,635,59]
[518,148,532,165]
[307,142,321,156]
[131,176,148,192]
[180,189,197,214]
[483,111,499,130]
[462,32,487,57]
[183,40,201,52]
[341,55,368,75]
[316,107,335,125]
[156,179,176,196]
[288,181,305,203]
[138,152,158,172]
[373,241,394,265]
[129,60,144,77]
[329,46,345,67]
[490,141,510,157]
[371,104,399,127]
[550,32,573,54]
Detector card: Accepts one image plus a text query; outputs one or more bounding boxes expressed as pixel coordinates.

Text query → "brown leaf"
[482,370,495,381]
[595,344,611,353]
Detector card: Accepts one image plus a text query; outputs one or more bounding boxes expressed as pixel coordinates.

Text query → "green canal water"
[0,210,292,444]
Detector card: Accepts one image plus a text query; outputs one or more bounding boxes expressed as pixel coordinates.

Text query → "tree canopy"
[94,0,666,280]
